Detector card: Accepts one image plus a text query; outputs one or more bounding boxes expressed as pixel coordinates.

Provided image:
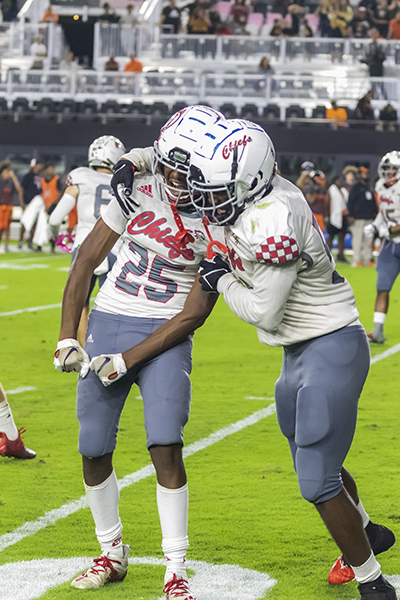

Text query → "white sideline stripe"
[0,303,61,317]
[0,404,276,553]
[370,342,400,364]
[5,387,36,395]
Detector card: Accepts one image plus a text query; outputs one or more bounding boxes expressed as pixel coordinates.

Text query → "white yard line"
[0,405,276,553]
[5,387,36,395]
[0,304,62,317]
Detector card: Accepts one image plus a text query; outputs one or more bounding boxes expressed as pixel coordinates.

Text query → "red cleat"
[328,556,355,584]
[0,428,36,459]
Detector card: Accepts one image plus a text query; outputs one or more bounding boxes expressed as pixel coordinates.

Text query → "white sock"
[157,482,189,582]
[352,551,381,584]
[357,500,370,529]
[373,312,386,325]
[84,469,123,556]
[0,384,19,441]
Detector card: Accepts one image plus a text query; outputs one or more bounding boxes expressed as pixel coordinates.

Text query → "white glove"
[54,338,90,376]
[90,353,127,387]
[364,223,377,239]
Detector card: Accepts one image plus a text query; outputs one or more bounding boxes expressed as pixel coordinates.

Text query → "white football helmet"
[88,135,126,170]
[188,119,276,225]
[378,151,400,185]
[152,105,225,213]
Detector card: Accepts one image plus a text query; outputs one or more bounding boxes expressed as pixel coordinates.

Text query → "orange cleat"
[328,556,355,585]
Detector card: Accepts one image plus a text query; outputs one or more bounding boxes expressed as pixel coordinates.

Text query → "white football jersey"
[217,174,359,347]
[375,177,400,244]
[95,173,224,319]
[66,167,114,248]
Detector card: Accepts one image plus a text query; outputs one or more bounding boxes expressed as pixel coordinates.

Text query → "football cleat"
[358,575,397,600]
[328,556,355,585]
[0,428,36,459]
[163,574,196,599]
[367,333,386,344]
[71,545,130,589]
[328,522,396,585]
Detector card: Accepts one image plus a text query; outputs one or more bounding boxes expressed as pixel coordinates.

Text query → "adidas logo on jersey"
[86,334,94,343]
[137,184,153,198]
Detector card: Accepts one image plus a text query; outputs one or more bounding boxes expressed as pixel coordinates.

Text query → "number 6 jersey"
[95,173,224,319]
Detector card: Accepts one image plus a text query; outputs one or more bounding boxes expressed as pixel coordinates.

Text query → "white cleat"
[71,544,130,589]
[163,573,196,599]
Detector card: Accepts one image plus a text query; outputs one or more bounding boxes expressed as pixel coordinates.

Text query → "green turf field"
[0,247,399,600]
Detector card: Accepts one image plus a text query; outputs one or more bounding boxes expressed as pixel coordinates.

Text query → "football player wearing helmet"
[365,151,400,343]
[188,119,395,600]
[54,108,225,599]
[50,135,126,345]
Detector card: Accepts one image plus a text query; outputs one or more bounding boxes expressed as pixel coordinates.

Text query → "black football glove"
[199,254,231,293]
[111,159,140,216]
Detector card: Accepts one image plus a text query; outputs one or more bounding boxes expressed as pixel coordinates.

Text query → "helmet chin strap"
[170,203,195,248]
[202,217,228,259]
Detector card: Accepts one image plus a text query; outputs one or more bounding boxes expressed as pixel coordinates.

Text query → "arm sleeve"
[49,193,76,227]
[121,147,153,174]
[217,260,297,333]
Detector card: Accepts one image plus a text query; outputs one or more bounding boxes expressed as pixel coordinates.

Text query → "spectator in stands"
[283,2,307,35]
[123,53,143,72]
[388,0,400,18]
[342,165,358,191]
[19,158,44,250]
[42,4,59,23]
[296,160,316,192]
[370,0,390,37]
[188,5,212,33]
[105,56,119,71]
[59,51,79,71]
[361,27,386,98]
[326,100,348,126]
[347,166,378,267]
[303,169,329,233]
[377,102,398,130]
[328,0,353,37]
[210,10,233,34]
[258,56,275,74]
[97,3,119,23]
[354,89,375,120]
[315,0,333,36]
[387,9,400,36]
[0,160,23,253]
[30,33,47,69]
[326,174,349,263]
[229,0,249,27]
[298,16,313,35]
[269,17,283,35]
[1,0,17,21]
[350,6,371,36]
[159,0,182,33]
[120,4,140,25]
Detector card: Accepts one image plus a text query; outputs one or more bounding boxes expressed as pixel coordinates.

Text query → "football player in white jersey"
[49,135,126,345]
[364,151,400,343]
[54,106,226,599]
[186,120,396,600]
[81,120,396,598]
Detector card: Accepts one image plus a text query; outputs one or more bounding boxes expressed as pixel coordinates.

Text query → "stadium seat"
[59,99,77,115]
[306,14,320,33]
[171,102,189,113]
[101,100,121,114]
[312,105,326,119]
[146,102,170,116]
[128,101,147,115]
[215,1,231,20]
[285,105,305,119]
[240,104,259,119]
[79,99,98,115]
[12,97,30,113]
[247,12,264,35]
[262,104,280,120]
[219,103,238,118]
[34,97,56,114]
[265,12,283,26]
[0,97,8,113]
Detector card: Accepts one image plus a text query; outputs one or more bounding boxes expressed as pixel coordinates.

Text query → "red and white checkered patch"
[256,236,299,264]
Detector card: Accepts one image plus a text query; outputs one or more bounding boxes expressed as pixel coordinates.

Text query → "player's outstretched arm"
[55,218,119,374]
[90,276,219,386]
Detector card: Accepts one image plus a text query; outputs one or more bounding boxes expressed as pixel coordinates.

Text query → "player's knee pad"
[296,446,342,504]
[78,425,116,458]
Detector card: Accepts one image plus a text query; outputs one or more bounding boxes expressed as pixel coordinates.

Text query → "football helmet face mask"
[88,136,126,170]
[152,105,225,214]
[378,151,400,185]
[188,119,276,226]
